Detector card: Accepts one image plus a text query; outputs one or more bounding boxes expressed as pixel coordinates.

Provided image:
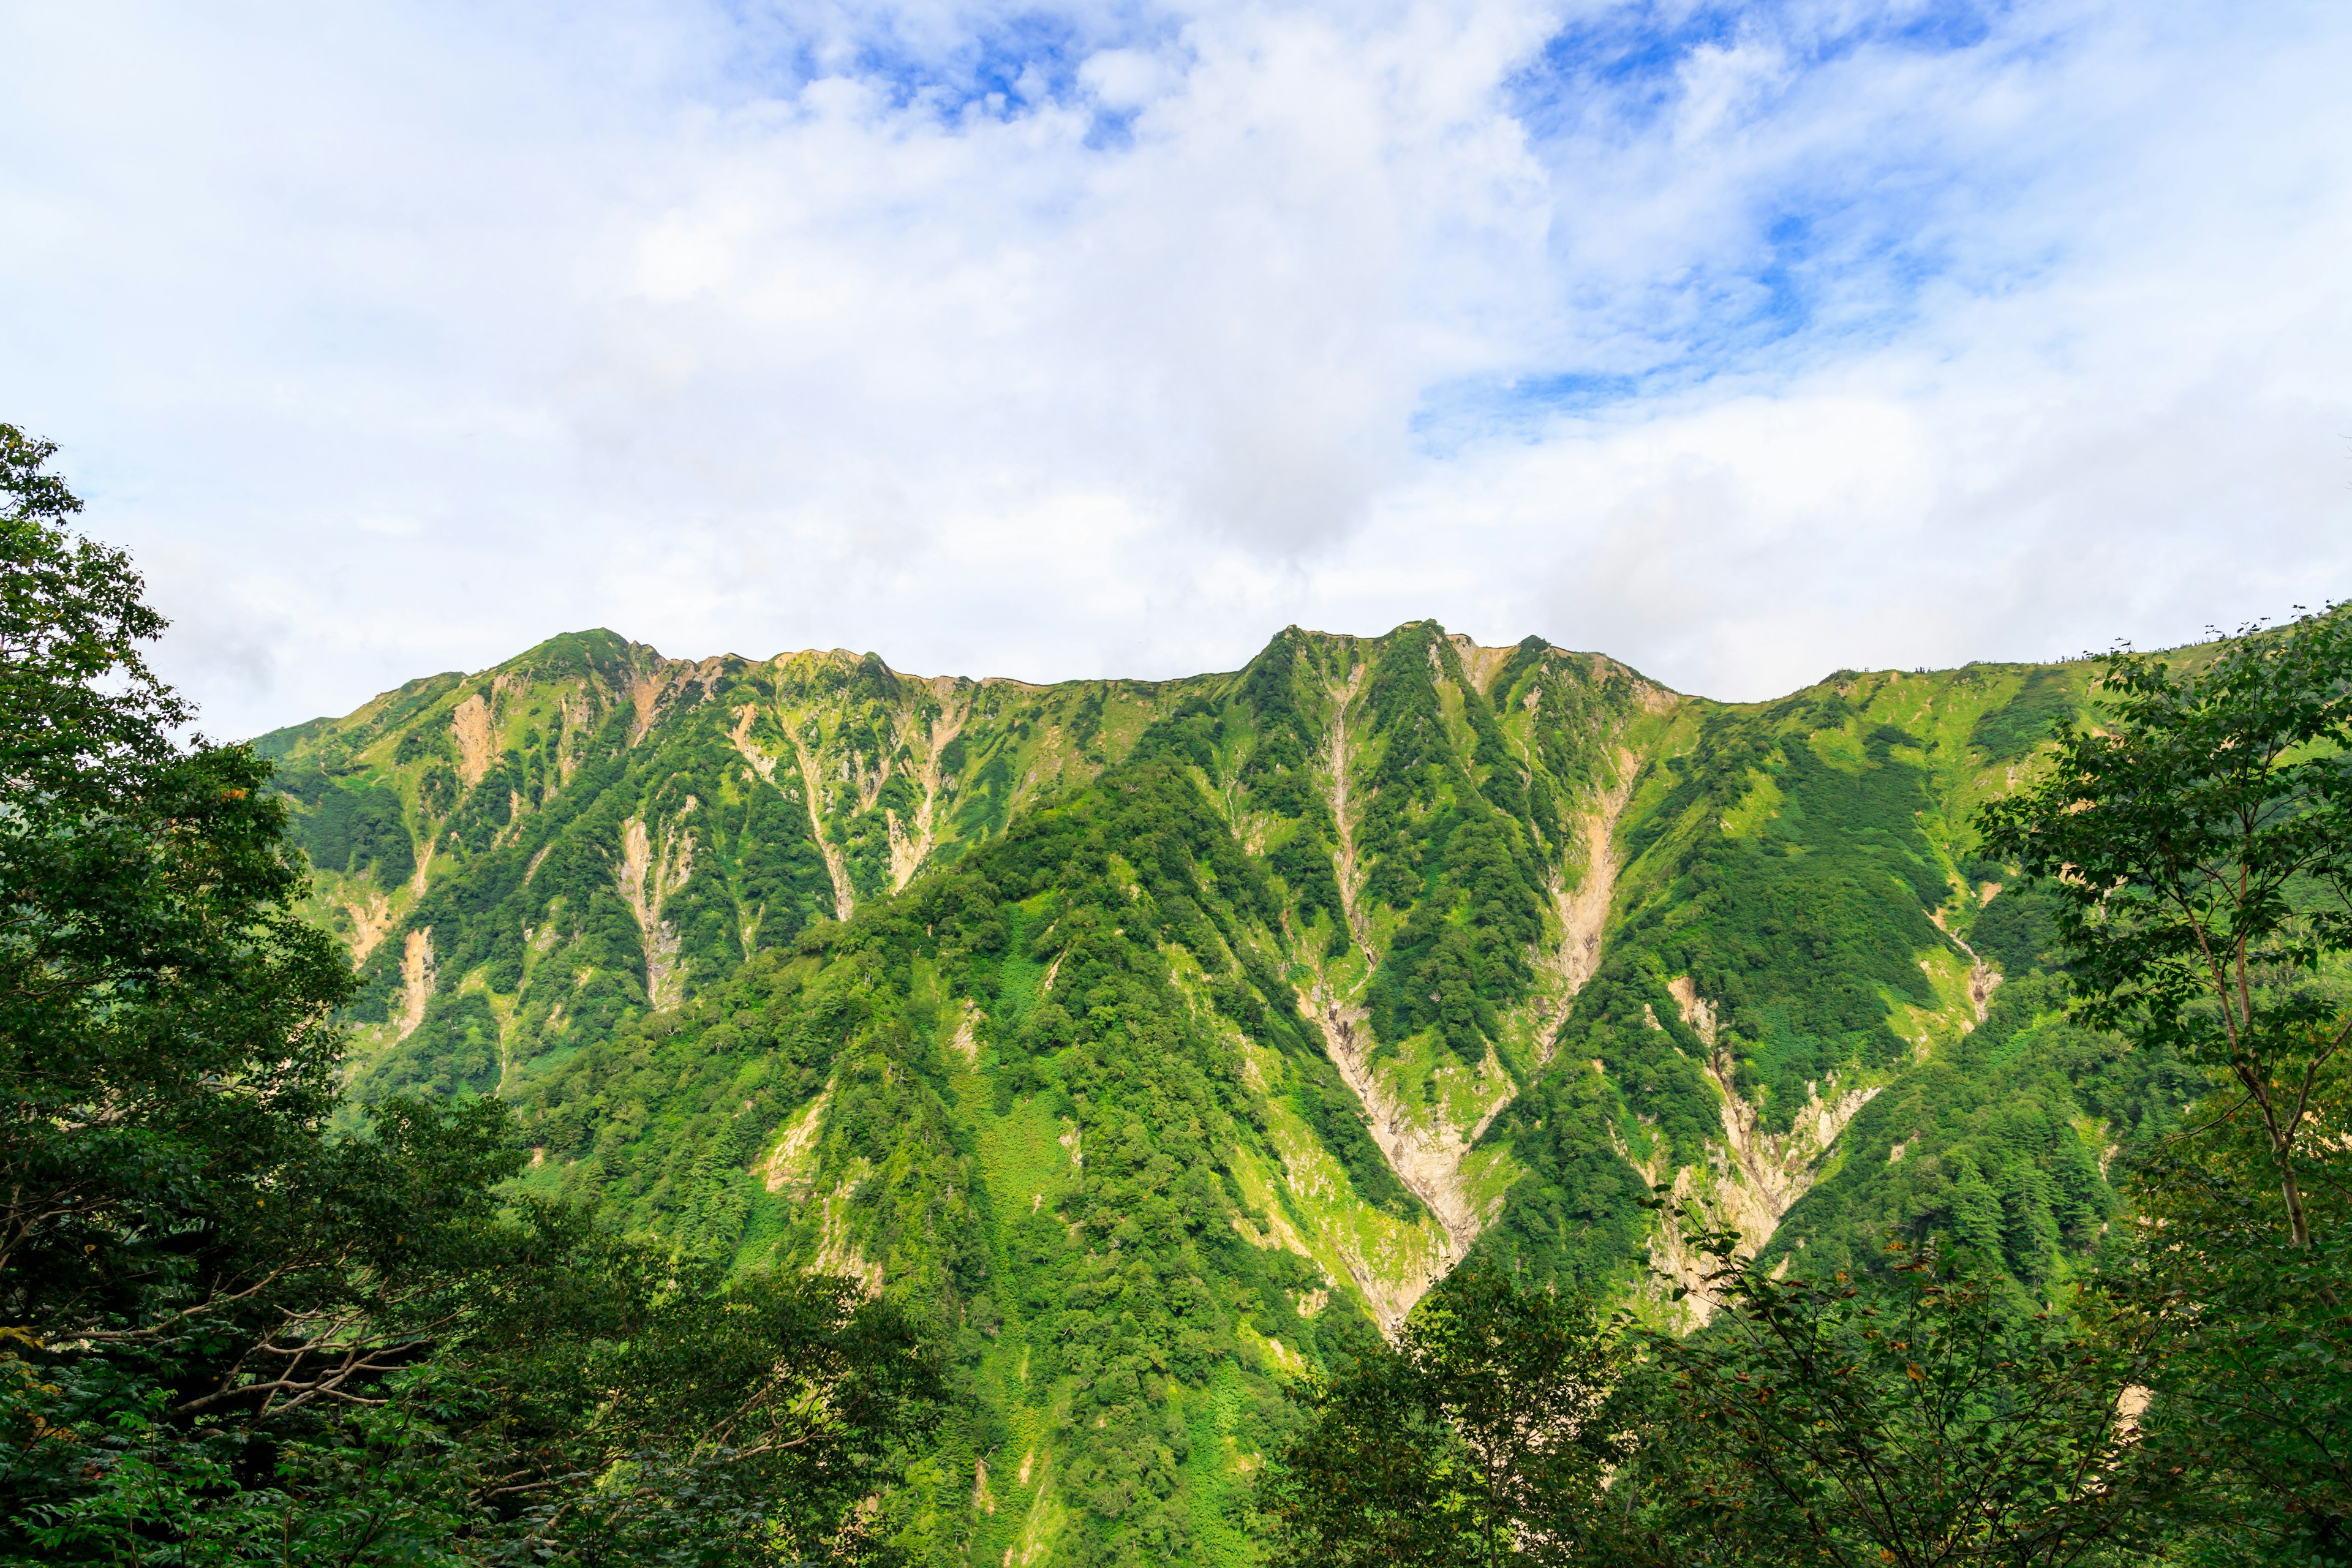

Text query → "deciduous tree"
[1257,1264,1629,1568]
[1977,608,2352,1246]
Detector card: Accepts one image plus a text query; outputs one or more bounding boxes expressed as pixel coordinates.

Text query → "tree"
[8,1186,946,1566]
[445,1218,944,1567]
[0,427,945,1565]
[0,423,186,802]
[1256,1263,1630,1568]
[2,418,361,1400]
[2100,1122,2352,1567]
[1975,609,2352,1562]
[1615,1233,2169,1568]
[1976,609,2352,1247]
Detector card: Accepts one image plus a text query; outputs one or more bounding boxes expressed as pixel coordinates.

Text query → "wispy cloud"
[1,0,2345,734]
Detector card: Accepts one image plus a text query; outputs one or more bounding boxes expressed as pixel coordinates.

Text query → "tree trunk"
[2282,1160,2313,1249]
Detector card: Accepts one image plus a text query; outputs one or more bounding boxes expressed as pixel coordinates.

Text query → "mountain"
[252,622,2193,1568]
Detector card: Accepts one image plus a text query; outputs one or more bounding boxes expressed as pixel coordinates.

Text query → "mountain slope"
[254,623,2193,1567]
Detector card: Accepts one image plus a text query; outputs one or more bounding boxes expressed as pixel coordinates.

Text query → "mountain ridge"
[246,621,1685,738]
[253,617,2180,1567]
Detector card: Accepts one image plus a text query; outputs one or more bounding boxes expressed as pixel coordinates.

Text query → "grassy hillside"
[254,623,2199,1567]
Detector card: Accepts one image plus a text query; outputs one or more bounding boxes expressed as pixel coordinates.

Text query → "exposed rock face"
[396,928,435,1041]
[450,693,495,787]
[257,619,2111,1568]
[267,619,2078,1363]
[1308,993,1504,1268]
[889,695,969,892]
[1542,758,1638,1058]
[1322,666,1374,963]
[791,732,858,921]
[345,889,396,962]
[947,999,982,1065]
[728,703,854,922]
[1932,905,2005,1022]
[1642,974,1880,1322]
[1296,652,1646,1323]
[614,813,694,1009]
[760,1082,832,1194]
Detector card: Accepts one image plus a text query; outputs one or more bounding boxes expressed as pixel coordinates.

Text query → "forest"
[4,419,2346,1567]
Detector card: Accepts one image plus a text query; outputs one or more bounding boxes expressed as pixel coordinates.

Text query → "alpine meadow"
[7,423,2347,1567]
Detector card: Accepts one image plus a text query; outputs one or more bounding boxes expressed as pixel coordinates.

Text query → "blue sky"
[2,0,2348,736]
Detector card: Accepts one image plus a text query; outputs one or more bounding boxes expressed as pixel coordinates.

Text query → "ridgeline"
[255,622,2187,1567]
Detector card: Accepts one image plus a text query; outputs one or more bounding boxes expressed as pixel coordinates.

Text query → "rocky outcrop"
[760,1084,832,1194]
[345,890,396,962]
[396,928,435,1041]
[1306,993,1510,1270]
[615,813,695,1009]
[888,693,970,892]
[1540,755,1638,1061]
[1322,666,1373,963]
[1931,907,2004,1023]
[450,693,495,787]
[729,704,858,922]
[1297,666,1637,1322]
[1638,976,1880,1321]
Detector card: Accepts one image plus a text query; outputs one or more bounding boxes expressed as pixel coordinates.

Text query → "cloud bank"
[2,0,2347,736]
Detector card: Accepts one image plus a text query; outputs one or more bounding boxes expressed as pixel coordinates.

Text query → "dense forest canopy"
[5,421,2344,1566]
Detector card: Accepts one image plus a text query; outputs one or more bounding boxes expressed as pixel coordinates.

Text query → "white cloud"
[0,0,2345,736]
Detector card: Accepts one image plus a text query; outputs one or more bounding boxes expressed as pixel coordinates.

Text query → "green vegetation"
[1265,608,2352,1568]
[1766,972,2196,1287]
[503,758,1392,1564]
[20,419,2345,1565]
[1257,1265,1628,1568]
[1981,611,2352,1249]
[1982,610,2352,1557]
[1609,1237,2175,1568]
[1,429,943,1567]
[225,602,2176,1564]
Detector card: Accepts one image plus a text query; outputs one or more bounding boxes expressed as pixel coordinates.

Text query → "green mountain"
[252,622,2193,1568]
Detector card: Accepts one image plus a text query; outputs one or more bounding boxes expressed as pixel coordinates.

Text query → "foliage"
[1357,628,1550,1065]
[224,554,2230,1566]
[1980,607,2352,1245]
[1970,669,2078,764]
[2097,1086,2352,1564]
[1977,608,2352,1560]
[1770,973,2198,1287]
[0,423,186,799]
[1615,1235,2171,1568]
[1557,701,1956,1160]
[1257,1264,1630,1568]
[2,424,355,1384]
[0,433,943,1566]
[5,1193,946,1567]
[511,758,1380,1566]
[273,761,418,888]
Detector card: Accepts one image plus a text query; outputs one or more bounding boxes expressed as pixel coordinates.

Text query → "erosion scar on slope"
[1641,976,1882,1322]
[1301,764,1640,1316]
[1323,666,1372,964]
[345,890,396,963]
[450,693,496,788]
[889,696,968,892]
[396,928,435,1041]
[1310,995,1491,1265]
[790,736,858,921]
[1541,753,1639,1061]
[616,814,693,1010]
[1929,907,2003,1023]
[728,706,856,922]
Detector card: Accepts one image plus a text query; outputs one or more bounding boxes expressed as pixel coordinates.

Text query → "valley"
[255,620,2168,1566]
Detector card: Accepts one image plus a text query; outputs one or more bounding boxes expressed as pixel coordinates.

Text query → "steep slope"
[254,625,2195,1566]
[258,630,1180,1101]
[1470,662,2191,1317]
